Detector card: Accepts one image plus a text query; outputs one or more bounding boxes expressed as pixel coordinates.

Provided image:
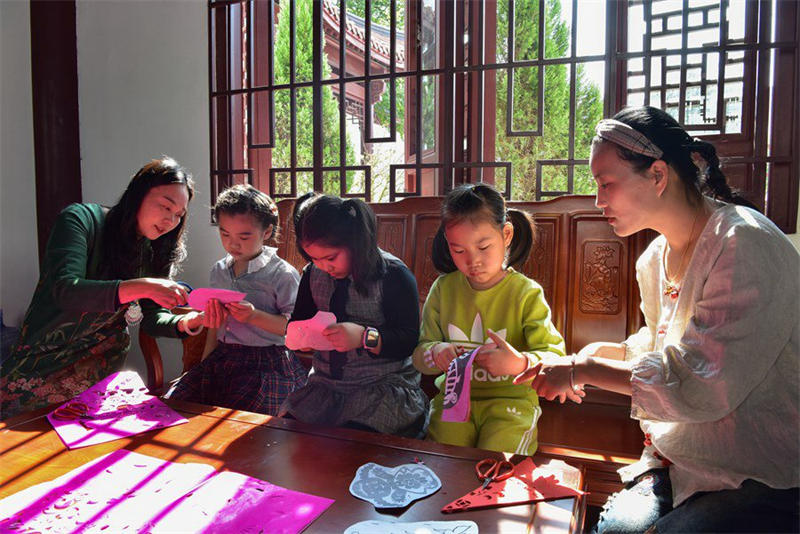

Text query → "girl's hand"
[474,329,528,377]
[179,311,204,333]
[226,300,256,324]
[431,342,460,372]
[119,278,189,308]
[203,299,228,328]
[180,301,228,333]
[514,354,586,404]
[322,322,364,352]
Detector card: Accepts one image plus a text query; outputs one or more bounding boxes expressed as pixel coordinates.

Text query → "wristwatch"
[362,326,380,349]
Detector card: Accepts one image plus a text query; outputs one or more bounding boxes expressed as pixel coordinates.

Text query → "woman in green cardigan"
[0,157,219,419]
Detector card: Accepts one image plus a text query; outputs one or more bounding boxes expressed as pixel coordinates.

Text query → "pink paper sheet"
[0,450,334,534]
[187,287,247,311]
[285,311,337,351]
[47,371,188,449]
[441,348,479,422]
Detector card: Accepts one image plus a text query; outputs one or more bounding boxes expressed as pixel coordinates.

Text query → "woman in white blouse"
[513,106,799,532]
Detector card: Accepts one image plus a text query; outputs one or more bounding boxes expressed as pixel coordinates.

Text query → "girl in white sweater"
[512,106,799,533]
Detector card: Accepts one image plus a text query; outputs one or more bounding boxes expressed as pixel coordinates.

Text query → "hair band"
[595,119,664,159]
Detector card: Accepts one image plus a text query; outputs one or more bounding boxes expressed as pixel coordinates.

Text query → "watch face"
[364,327,380,348]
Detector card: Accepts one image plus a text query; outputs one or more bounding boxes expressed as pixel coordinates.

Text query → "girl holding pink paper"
[166,185,307,415]
[279,193,428,438]
[412,183,566,456]
[1,157,221,420]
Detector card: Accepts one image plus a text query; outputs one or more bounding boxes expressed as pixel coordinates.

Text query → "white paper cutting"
[349,462,441,509]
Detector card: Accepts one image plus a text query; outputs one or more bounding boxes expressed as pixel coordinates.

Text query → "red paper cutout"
[441,458,584,513]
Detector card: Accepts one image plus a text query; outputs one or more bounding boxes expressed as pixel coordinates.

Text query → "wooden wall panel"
[275,195,653,355]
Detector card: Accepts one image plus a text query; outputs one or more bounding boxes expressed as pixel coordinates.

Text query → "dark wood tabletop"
[1,399,586,533]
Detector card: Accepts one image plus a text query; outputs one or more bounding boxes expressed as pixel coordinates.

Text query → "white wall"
[0,0,39,328]
[76,0,222,381]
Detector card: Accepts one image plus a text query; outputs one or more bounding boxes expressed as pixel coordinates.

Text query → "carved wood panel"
[412,214,443,304]
[567,215,632,352]
[276,199,307,273]
[375,215,408,261]
[523,217,557,303]
[580,241,622,315]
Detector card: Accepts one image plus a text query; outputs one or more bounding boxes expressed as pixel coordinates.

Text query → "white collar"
[224,246,276,274]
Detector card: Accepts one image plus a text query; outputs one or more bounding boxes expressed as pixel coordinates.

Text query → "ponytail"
[505,209,535,269]
[432,226,456,273]
[688,139,759,210]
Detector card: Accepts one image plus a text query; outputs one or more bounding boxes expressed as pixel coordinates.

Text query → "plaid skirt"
[166,342,308,416]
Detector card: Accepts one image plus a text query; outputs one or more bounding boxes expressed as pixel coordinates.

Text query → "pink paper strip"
[441,348,479,423]
[0,450,334,534]
[47,371,188,449]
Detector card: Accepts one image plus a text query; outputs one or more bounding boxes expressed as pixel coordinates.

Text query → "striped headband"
[595,118,663,159]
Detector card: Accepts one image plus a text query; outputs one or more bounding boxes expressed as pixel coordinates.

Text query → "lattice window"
[209,0,798,231]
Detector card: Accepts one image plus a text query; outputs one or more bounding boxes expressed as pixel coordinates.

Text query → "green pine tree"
[273,0,357,195]
[495,0,603,200]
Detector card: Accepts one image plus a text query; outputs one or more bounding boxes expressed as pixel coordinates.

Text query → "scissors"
[52,401,92,421]
[475,458,514,490]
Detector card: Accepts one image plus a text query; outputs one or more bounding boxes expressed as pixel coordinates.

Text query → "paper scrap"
[0,449,333,534]
[344,519,479,534]
[47,371,188,449]
[349,462,441,509]
[187,287,247,312]
[441,348,479,422]
[285,311,337,351]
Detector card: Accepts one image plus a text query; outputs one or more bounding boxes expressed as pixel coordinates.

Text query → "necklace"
[663,208,701,300]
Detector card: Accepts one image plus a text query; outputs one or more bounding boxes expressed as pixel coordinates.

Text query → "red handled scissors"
[475,458,514,489]
[52,401,91,421]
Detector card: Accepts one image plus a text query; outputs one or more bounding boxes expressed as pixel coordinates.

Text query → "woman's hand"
[226,300,256,324]
[322,322,364,352]
[514,354,586,404]
[431,342,461,372]
[473,329,528,377]
[118,278,189,309]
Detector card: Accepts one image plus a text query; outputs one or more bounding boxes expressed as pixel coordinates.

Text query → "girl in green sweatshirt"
[412,183,565,455]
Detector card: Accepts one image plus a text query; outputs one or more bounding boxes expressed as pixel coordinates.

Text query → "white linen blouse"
[619,200,799,506]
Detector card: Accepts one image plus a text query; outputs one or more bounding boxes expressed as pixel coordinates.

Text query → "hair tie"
[341,200,357,217]
[595,119,663,159]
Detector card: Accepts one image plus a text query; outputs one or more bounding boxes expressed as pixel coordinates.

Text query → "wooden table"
[1,399,586,533]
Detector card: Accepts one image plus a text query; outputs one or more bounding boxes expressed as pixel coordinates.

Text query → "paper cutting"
[46,371,187,449]
[441,457,584,513]
[344,520,479,534]
[441,348,479,422]
[349,462,441,509]
[285,311,337,351]
[187,287,247,311]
